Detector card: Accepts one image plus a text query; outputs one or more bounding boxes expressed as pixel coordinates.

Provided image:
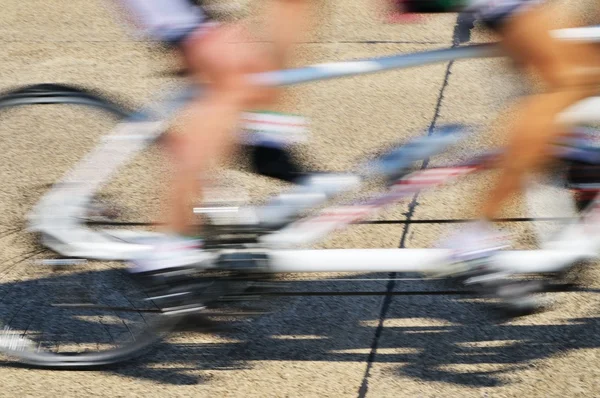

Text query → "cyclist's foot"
[128,235,214,305]
[433,220,511,278]
[129,235,211,275]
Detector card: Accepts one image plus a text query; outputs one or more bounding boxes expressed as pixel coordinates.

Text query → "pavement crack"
[357,15,463,398]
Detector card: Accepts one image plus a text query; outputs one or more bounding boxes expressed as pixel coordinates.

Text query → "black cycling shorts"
[114,0,209,46]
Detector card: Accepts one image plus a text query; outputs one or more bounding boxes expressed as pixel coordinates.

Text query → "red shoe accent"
[386,12,425,24]
[383,0,425,24]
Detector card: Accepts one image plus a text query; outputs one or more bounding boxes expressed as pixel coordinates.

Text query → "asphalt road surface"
[2,0,600,396]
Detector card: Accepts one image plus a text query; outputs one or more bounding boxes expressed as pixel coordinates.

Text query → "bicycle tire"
[0,304,180,370]
[0,84,178,369]
[0,83,132,117]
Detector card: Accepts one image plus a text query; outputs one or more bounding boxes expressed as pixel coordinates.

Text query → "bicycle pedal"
[215,251,270,272]
[463,271,511,286]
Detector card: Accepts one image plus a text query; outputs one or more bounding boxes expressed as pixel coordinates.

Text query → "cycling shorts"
[466,0,543,30]
[115,0,543,45]
[114,0,208,45]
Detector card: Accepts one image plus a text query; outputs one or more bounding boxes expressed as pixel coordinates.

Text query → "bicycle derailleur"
[139,249,281,322]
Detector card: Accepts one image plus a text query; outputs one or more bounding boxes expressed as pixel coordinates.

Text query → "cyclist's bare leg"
[436,4,600,271]
[163,25,281,236]
[162,1,312,237]
[120,1,312,273]
[251,0,314,120]
[480,4,600,221]
[163,93,246,235]
[266,0,314,68]
[481,88,600,220]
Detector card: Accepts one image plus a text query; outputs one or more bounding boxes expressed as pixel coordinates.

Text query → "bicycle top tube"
[117,46,500,131]
[249,44,501,88]
[247,23,600,88]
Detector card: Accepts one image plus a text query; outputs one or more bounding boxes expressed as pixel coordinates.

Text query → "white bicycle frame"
[27,25,600,276]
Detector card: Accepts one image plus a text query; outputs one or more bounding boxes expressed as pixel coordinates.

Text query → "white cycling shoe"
[433,221,512,278]
[128,235,212,275]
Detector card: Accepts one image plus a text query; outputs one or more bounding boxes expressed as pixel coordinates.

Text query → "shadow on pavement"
[0,268,599,388]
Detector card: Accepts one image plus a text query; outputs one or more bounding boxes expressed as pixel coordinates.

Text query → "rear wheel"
[0,84,279,368]
[0,84,175,368]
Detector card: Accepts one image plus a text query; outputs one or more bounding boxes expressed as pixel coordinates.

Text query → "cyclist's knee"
[183,32,273,96]
[163,130,189,158]
[181,27,242,79]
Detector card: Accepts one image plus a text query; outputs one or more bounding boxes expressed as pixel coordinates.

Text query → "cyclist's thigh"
[183,25,279,103]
